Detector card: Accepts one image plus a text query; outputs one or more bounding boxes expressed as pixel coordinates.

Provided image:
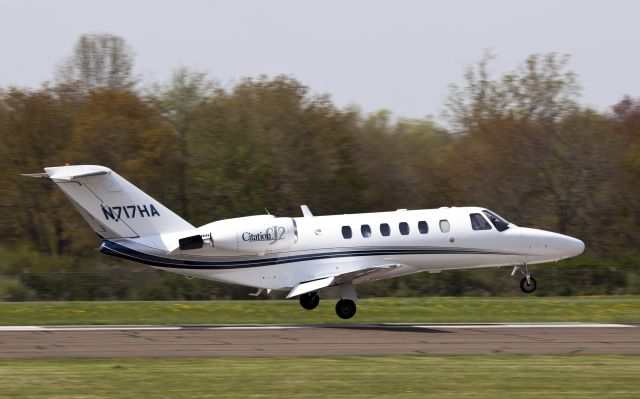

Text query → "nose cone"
[561,236,585,258]
[520,227,585,261]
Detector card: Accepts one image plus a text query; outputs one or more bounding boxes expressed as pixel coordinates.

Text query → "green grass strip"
[1,356,639,398]
[1,296,639,325]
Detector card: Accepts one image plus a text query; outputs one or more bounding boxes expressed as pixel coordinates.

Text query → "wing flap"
[286,276,334,298]
[333,264,402,285]
[286,264,403,298]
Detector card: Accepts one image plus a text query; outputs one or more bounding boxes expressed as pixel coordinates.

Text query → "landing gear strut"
[299,292,320,310]
[335,283,358,319]
[512,264,537,294]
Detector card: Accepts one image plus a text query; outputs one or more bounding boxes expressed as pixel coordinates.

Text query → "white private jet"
[26,165,585,319]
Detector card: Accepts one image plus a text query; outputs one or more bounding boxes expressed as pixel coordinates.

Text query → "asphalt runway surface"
[1,323,638,358]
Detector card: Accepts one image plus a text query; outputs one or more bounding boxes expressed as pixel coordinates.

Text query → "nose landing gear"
[520,275,537,293]
[512,264,537,294]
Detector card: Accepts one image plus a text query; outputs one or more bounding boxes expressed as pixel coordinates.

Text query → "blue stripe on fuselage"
[100,240,523,270]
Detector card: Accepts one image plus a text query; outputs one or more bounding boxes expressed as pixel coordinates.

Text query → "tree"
[56,33,136,93]
[443,53,590,232]
[445,52,580,133]
[147,67,217,219]
[67,89,182,217]
[539,110,617,236]
[0,88,77,254]
[188,75,364,223]
[444,51,505,134]
[608,97,640,254]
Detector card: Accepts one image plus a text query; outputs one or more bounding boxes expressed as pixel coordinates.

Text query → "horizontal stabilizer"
[21,173,49,178]
[286,276,334,298]
[46,168,109,181]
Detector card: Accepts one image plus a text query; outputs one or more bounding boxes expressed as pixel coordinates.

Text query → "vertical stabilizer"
[42,165,194,238]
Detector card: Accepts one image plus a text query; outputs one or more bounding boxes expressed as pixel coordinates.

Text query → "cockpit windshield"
[482,210,512,232]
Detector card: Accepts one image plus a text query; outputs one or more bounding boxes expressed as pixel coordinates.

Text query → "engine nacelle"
[187,215,297,254]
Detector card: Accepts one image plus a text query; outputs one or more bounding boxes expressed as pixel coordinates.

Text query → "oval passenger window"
[439,219,450,233]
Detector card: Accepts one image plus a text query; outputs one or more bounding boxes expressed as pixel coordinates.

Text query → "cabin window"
[439,219,450,233]
[380,223,391,237]
[418,221,429,234]
[470,213,492,231]
[361,224,372,238]
[482,210,510,232]
[399,222,410,235]
[342,226,352,239]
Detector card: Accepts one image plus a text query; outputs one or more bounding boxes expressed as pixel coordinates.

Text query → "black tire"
[299,292,320,310]
[335,299,357,319]
[520,276,537,293]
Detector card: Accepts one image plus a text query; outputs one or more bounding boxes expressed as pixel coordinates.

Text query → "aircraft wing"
[286,264,402,298]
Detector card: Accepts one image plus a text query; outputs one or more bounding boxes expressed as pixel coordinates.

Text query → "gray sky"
[1,0,639,119]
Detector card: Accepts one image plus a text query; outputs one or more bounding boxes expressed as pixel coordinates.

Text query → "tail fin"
[37,165,194,238]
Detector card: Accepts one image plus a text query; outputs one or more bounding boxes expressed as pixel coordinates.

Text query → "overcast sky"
[1,0,638,119]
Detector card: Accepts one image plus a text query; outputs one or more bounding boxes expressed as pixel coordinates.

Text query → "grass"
[1,356,639,398]
[0,296,639,325]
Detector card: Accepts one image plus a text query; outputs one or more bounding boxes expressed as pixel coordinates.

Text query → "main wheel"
[299,292,320,310]
[520,276,537,293]
[335,299,357,319]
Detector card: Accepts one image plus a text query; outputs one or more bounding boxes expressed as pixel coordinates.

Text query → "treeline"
[0,34,639,300]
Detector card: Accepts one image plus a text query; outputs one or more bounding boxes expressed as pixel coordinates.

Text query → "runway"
[1,323,638,358]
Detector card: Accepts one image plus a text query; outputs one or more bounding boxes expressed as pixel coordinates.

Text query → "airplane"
[26,164,585,319]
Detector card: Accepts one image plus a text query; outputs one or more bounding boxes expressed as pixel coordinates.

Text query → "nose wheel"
[512,264,537,294]
[520,275,537,293]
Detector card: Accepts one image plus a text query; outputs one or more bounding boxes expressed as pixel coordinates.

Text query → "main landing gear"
[512,264,537,294]
[297,283,359,319]
[299,292,320,310]
[335,299,357,319]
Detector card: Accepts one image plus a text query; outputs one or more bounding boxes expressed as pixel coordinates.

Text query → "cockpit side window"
[482,210,510,232]
[470,213,492,230]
